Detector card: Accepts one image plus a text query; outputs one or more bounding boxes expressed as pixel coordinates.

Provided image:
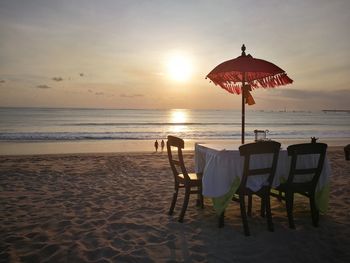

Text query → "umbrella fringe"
[211,72,293,95]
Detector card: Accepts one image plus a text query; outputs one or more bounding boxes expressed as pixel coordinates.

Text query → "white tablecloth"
[195,143,331,198]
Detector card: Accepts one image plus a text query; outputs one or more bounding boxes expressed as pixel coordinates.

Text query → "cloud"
[36,84,52,89]
[273,88,350,100]
[52,77,63,81]
[120,93,144,98]
[254,88,350,110]
[0,80,5,83]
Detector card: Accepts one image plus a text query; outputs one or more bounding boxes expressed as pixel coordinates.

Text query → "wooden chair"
[345,144,350,160]
[167,135,204,223]
[271,143,327,229]
[220,141,281,236]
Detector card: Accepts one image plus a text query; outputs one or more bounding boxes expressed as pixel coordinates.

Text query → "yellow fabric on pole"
[243,84,255,105]
[246,91,255,105]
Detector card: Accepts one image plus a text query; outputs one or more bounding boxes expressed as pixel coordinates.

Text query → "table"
[195,143,331,215]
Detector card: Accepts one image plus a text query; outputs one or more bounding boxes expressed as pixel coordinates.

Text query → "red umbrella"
[206,44,293,144]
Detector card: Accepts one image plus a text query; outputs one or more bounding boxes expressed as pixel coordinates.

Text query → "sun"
[166,53,193,82]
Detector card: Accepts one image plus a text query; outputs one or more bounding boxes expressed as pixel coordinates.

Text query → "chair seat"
[177,173,202,187]
[276,182,312,194]
[238,185,269,196]
[178,173,202,181]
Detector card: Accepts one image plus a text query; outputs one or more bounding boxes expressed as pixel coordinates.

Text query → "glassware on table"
[254,129,269,142]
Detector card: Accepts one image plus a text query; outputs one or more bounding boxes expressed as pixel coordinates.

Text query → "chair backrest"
[239,141,281,191]
[167,135,190,181]
[286,143,327,187]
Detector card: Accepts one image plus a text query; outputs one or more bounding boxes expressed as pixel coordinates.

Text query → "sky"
[0,0,349,110]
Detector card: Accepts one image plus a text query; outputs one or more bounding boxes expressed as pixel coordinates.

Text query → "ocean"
[0,107,349,154]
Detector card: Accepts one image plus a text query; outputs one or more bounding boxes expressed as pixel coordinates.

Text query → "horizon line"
[0,106,348,112]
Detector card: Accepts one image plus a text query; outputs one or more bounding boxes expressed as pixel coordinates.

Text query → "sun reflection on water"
[169,109,188,133]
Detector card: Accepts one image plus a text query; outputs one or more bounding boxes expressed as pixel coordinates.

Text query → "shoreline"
[0,138,349,156]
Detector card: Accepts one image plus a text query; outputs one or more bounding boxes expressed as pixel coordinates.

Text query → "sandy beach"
[1,147,349,262]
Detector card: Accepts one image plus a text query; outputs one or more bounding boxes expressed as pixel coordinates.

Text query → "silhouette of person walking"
[161,139,165,152]
[154,140,159,152]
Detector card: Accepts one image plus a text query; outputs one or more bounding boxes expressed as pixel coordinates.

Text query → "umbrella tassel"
[281,73,293,85]
[235,86,241,94]
[275,75,283,86]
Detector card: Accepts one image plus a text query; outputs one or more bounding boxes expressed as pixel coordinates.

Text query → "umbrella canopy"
[206,44,293,144]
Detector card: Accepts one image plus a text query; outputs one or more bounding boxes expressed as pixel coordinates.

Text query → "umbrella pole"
[241,75,245,144]
[242,92,245,144]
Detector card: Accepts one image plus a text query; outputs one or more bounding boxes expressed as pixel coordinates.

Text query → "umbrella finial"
[241,44,246,56]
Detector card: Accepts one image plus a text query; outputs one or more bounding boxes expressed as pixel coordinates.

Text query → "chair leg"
[285,191,295,229]
[310,195,319,227]
[200,193,204,209]
[247,194,252,217]
[178,186,190,223]
[218,210,225,228]
[169,186,179,215]
[260,196,266,218]
[196,186,204,208]
[239,195,250,236]
[277,190,282,202]
[265,194,274,232]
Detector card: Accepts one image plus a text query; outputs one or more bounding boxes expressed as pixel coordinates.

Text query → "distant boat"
[279,107,287,112]
[322,110,350,113]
